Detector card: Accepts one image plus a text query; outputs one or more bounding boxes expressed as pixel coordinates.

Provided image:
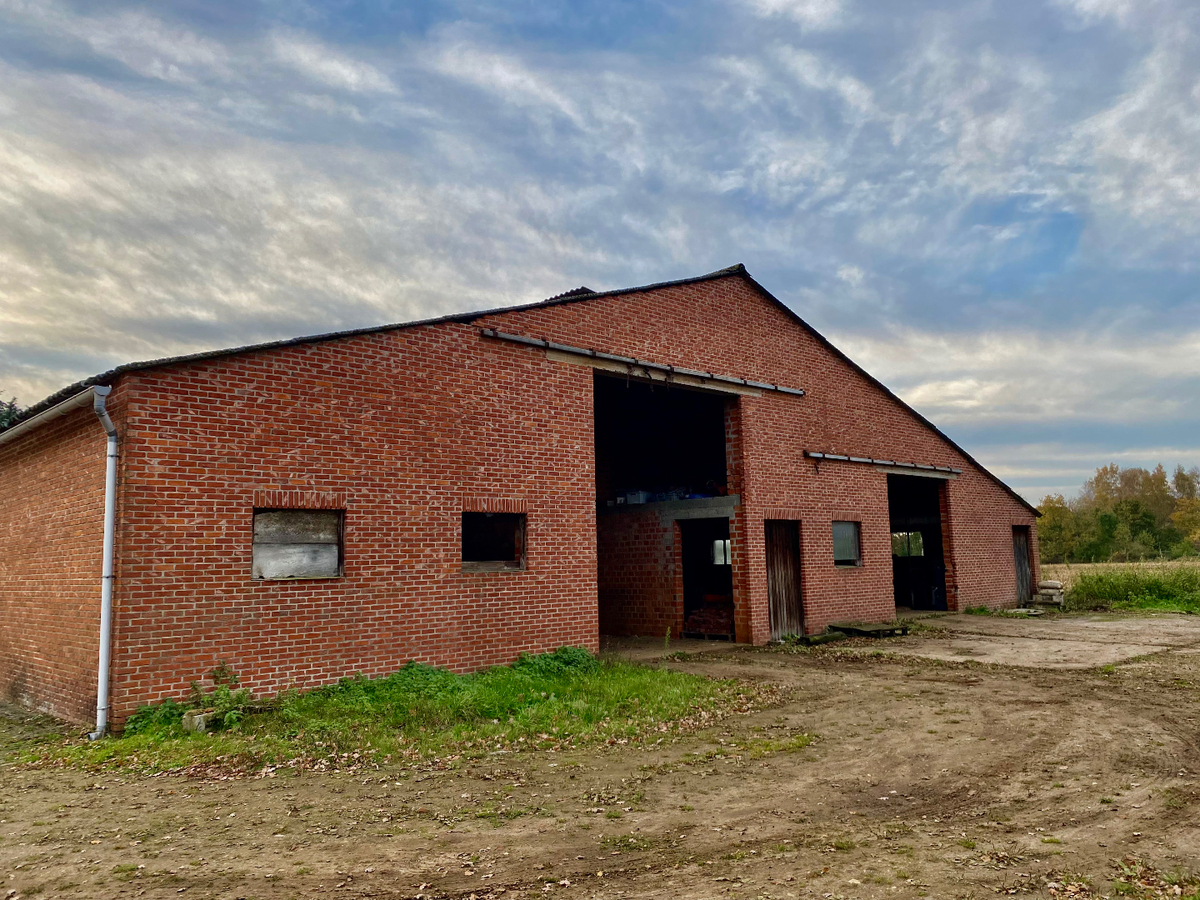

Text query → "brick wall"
[105,324,600,723]
[596,508,682,637]
[1,270,1037,722]
[483,275,1038,636]
[0,391,127,725]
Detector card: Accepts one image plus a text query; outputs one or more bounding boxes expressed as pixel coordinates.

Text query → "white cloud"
[271,31,398,94]
[743,0,847,30]
[835,326,1200,427]
[836,264,864,286]
[429,42,582,125]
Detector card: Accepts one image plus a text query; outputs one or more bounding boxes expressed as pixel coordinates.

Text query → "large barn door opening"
[593,373,736,639]
[887,474,948,612]
[1013,525,1033,603]
[765,519,803,640]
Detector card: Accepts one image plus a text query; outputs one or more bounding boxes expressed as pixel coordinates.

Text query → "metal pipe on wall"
[89,385,117,740]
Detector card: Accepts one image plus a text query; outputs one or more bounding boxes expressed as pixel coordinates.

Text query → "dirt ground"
[3,612,1200,900]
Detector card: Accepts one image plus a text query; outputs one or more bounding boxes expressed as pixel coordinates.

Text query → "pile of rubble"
[1033,579,1065,606]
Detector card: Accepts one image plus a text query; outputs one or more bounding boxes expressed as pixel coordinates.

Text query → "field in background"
[1042,558,1200,591]
[1043,560,1200,614]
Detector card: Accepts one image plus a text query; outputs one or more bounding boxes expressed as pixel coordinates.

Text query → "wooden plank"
[766,519,804,640]
[1013,526,1032,602]
[252,543,339,579]
[828,622,909,638]
[254,510,341,544]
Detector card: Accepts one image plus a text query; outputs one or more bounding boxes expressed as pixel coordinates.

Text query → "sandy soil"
[3,614,1200,900]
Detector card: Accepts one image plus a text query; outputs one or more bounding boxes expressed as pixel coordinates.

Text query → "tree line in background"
[1038,464,1200,563]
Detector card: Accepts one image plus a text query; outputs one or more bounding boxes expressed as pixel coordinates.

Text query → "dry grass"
[1042,558,1200,591]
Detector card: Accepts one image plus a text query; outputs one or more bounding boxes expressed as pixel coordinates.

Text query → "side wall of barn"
[106,323,599,724]
[0,390,129,724]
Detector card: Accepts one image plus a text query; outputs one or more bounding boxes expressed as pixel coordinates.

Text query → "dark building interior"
[887,474,948,611]
[593,373,728,505]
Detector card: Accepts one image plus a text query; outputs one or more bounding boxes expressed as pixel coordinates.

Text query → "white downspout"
[89,386,117,740]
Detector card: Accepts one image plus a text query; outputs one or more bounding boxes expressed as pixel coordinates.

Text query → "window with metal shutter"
[832,520,862,567]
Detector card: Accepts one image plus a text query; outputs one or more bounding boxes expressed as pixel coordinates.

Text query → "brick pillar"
[939,481,960,611]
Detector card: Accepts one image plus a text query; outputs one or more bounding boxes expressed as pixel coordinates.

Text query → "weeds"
[32,648,765,774]
[1067,565,1200,613]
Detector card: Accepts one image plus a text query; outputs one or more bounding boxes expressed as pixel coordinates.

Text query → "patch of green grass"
[1067,565,1200,613]
[1162,788,1187,809]
[601,833,658,853]
[956,838,976,849]
[832,838,855,851]
[963,606,993,616]
[1041,837,1062,844]
[743,733,814,758]
[28,648,762,774]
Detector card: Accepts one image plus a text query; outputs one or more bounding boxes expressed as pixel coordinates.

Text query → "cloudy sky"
[1,0,1198,501]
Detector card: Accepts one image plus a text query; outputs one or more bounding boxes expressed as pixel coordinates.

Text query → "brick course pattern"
[0,271,1037,725]
[0,394,127,724]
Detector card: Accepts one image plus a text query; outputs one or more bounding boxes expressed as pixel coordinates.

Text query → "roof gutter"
[89,386,118,740]
[0,386,98,446]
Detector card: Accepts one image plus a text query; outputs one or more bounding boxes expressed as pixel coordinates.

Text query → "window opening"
[712,538,731,566]
[462,512,525,571]
[891,531,925,557]
[252,509,343,580]
[593,373,729,505]
[832,521,862,567]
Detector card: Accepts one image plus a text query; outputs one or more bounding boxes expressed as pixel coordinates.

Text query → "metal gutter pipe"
[89,386,117,740]
[0,386,97,446]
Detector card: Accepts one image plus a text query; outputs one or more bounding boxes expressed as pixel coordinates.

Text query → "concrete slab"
[878,612,1200,669]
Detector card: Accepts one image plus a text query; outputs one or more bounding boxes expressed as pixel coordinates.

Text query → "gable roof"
[0,264,1038,516]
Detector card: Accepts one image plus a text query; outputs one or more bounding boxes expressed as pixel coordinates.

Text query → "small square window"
[712,538,731,566]
[252,509,343,580]
[462,512,525,571]
[832,520,861,567]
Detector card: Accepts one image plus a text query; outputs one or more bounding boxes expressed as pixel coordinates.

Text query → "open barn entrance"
[887,474,948,612]
[593,372,735,639]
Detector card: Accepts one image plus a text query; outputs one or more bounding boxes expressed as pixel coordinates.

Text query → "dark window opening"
[887,474,948,610]
[680,517,734,639]
[593,373,729,505]
[252,509,343,580]
[832,521,862,567]
[462,512,525,571]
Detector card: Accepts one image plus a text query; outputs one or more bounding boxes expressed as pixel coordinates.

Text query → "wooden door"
[1012,526,1032,603]
[766,520,804,640]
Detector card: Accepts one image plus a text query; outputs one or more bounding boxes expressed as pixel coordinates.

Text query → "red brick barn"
[0,265,1039,731]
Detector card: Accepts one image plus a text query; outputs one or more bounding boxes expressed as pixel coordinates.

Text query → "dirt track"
[3,614,1200,899]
